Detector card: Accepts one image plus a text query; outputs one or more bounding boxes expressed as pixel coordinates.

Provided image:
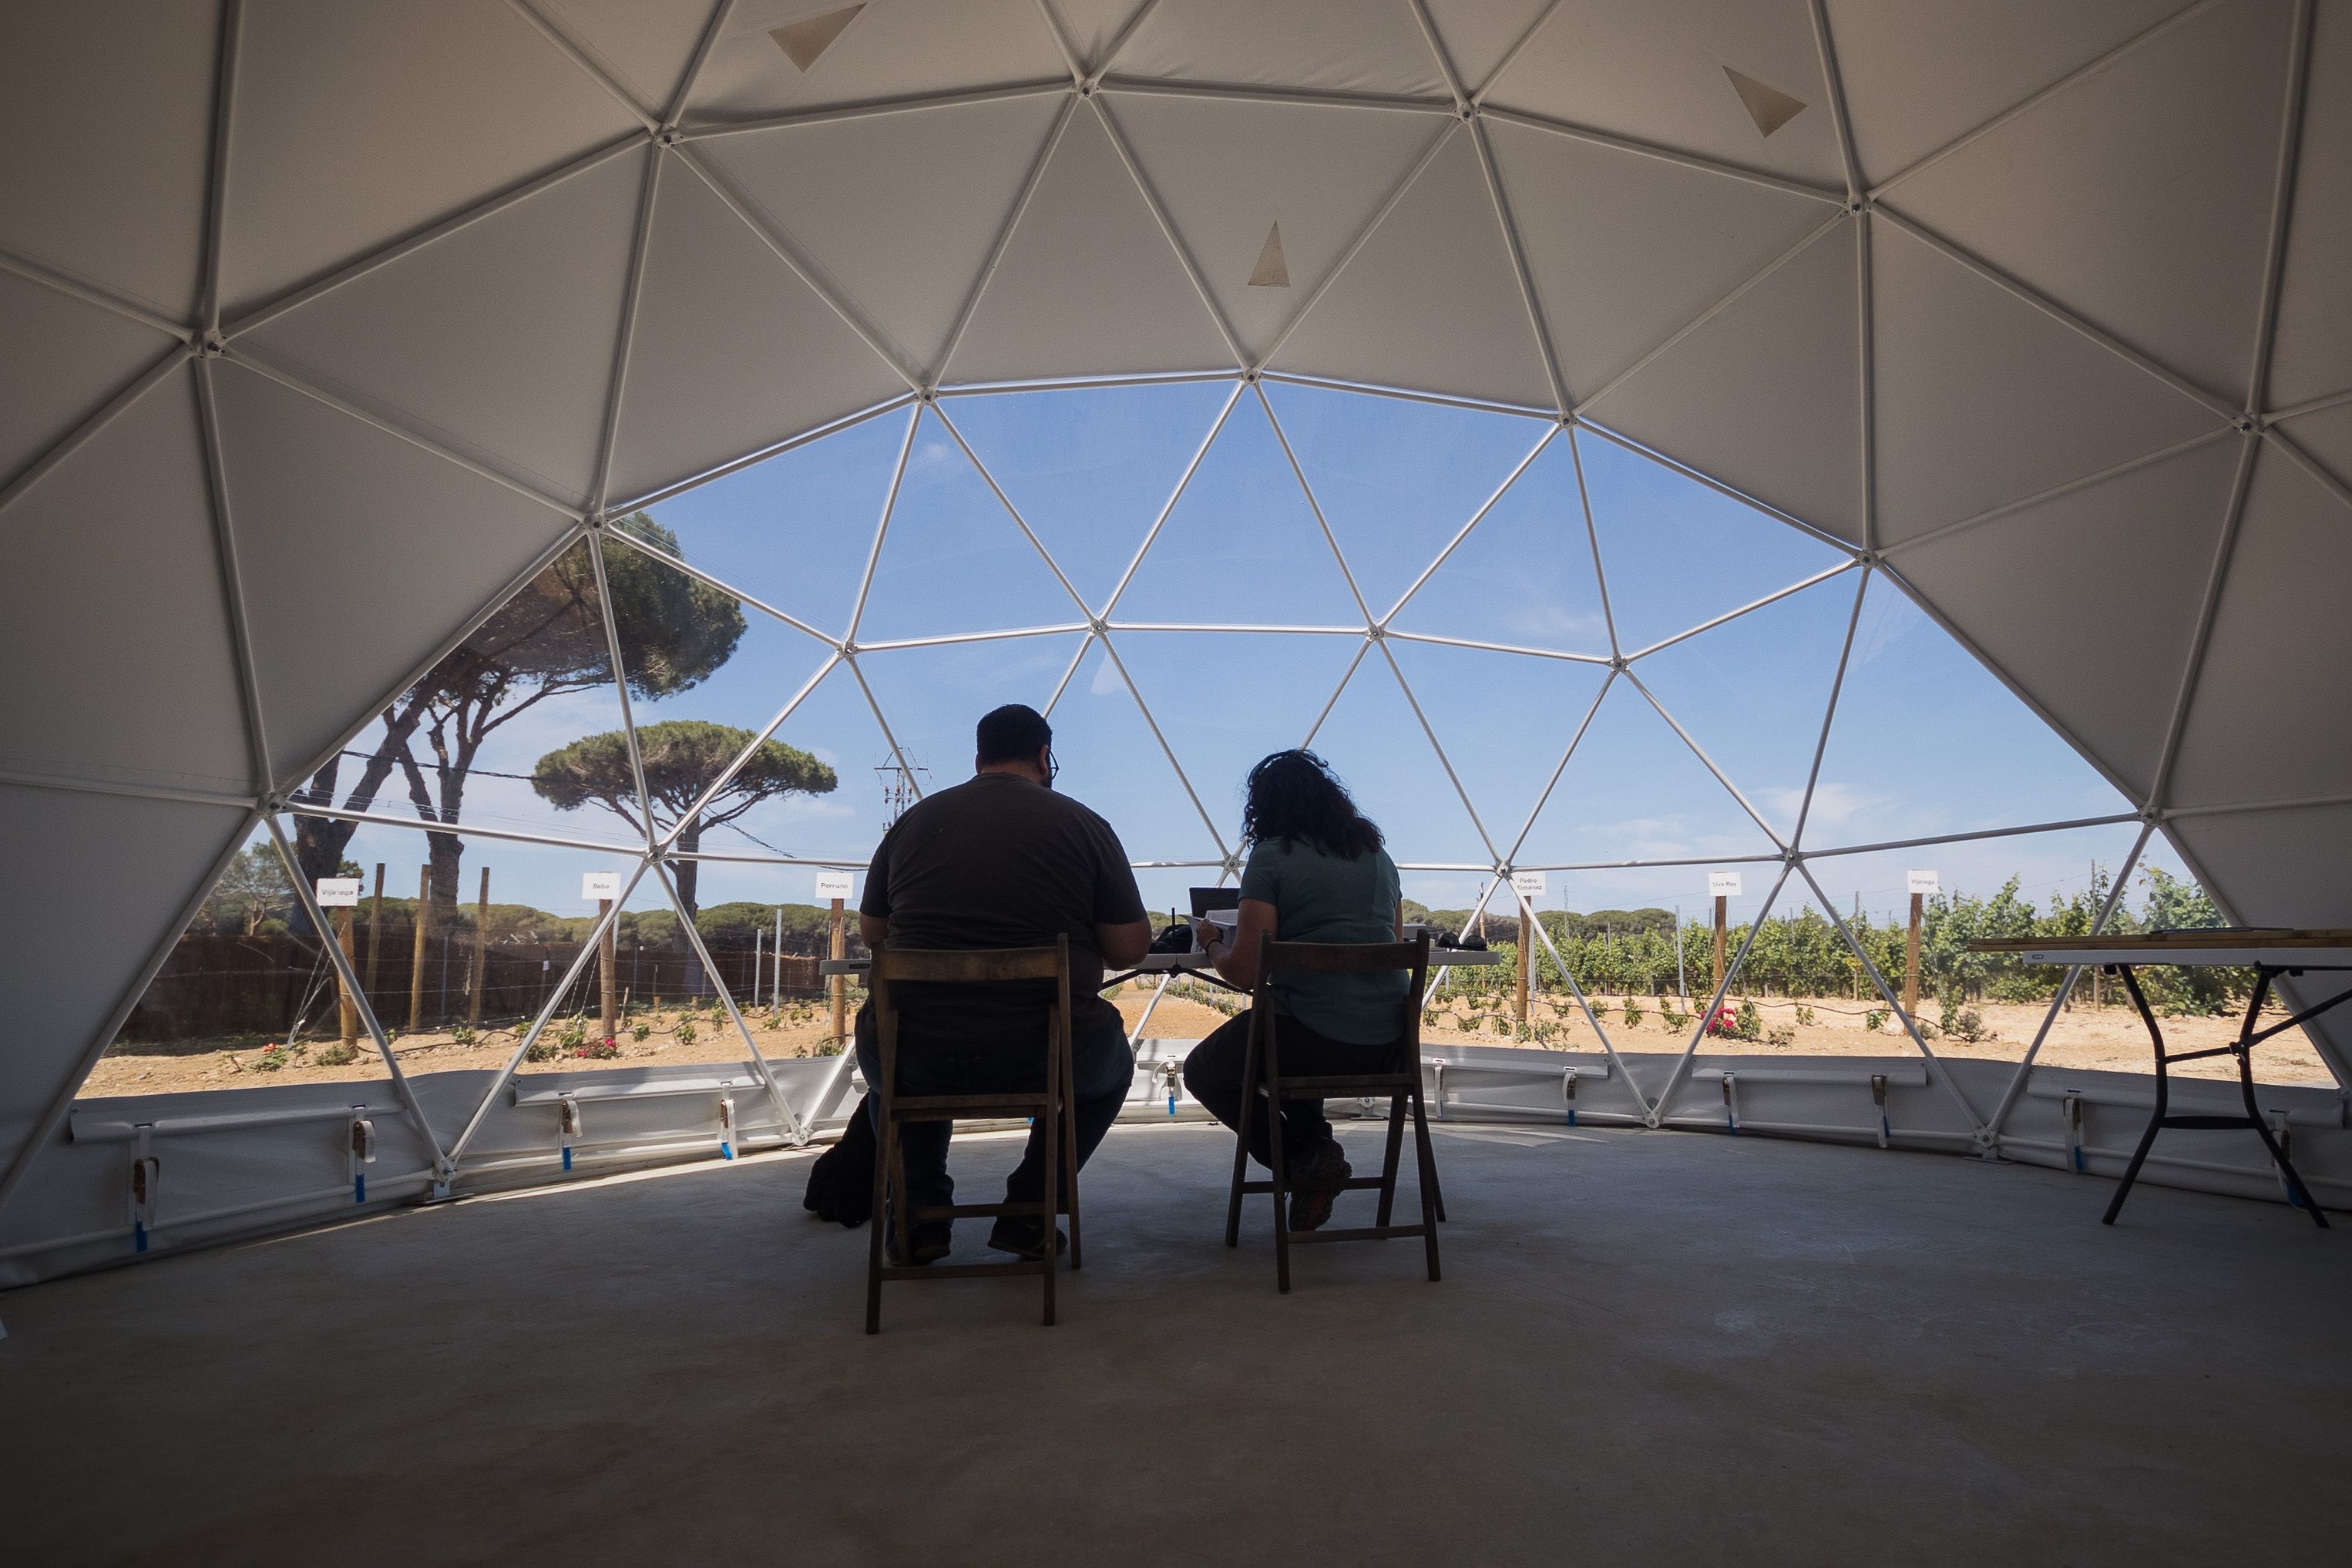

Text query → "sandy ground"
[82,984,2336,1096]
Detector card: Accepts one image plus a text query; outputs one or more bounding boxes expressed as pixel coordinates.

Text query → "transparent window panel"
[1513,677,1783,871]
[1260,379,1553,618]
[1627,568,1861,842]
[635,405,914,643]
[1045,639,1229,868]
[1110,392,1366,629]
[89,823,643,1098]
[1578,426,1850,654]
[284,537,640,855]
[643,861,864,1068]
[1809,572,2136,841]
[1385,428,1612,656]
[1804,828,2337,1086]
[1305,649,1494,870]
[941,380,1240,615]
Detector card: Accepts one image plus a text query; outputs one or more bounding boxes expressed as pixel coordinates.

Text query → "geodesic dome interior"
[5,0,2351,1241]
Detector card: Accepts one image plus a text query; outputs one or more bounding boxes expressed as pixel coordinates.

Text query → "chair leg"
[1409,1076,1442,1284]
[1060,1039,1084,1270]
[1225,1027,1259,1249]
[1375,1090,1407,1227]
[1265,1083,1294,1294]
[1040,1047,1059,1328]
[864,1107,891,1335]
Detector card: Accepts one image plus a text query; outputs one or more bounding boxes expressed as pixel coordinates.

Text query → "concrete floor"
[3,1121,2346,1567]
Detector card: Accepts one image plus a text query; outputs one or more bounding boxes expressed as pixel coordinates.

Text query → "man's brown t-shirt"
[859,772,1146,1044]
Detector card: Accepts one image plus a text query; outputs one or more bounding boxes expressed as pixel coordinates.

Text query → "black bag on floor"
[802,1096,875,1228]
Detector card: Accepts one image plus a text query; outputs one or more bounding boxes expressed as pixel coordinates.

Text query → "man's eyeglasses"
[1044,747,1060,786]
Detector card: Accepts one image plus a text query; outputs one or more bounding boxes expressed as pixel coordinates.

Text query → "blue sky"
[316,378,2198,930]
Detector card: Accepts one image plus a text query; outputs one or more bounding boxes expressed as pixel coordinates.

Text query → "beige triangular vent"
[1247,222,1291,288]
[1722,66,1807,138]
[771,5,864,72]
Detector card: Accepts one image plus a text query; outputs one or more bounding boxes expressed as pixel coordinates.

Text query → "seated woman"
[1182,750,1409,1232]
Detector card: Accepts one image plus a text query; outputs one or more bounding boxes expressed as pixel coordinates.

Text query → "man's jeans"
[857,1017,1135,1215]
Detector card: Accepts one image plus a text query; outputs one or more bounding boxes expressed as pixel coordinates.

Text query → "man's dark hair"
[1242,749,1383,859]
[976,703,1053,766]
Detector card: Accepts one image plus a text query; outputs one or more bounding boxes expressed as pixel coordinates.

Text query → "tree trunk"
[674,820,701,923]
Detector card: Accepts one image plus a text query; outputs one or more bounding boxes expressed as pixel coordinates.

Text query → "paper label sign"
[1510,871,1546,898]
[314,877,362,908]
[581,871,621,902]
[1907,869,1939,895]
[815,871,855,901]
[1708,871,1742,898]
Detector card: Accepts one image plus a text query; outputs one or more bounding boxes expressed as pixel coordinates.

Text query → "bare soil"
[82,985,2334,1097]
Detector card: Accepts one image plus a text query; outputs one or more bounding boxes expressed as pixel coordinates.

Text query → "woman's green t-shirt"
[1237,838,1407,1044]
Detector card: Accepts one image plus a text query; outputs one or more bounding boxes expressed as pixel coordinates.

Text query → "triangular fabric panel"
[604,575,848,848]
[943,380,1238,615]
[1481,0,1846,189]
[771,5,865,72]
[852,409,1090,643]
[856,632,1088,825]
[1108,94,1440,361]
[1262,379,1552,618]
[1628,572,1860,843]
[0,366,251,795]
[0,0,220,321]
[1306,653,1495,868]
[1421,0,1564,97]
[1270,129,1554,411]
[1114,630,1368,846]
[1387,431,1612,657]
[1044,0,1151,73]
[606,153,906,506]
[1890,436,2244,804]
[0,787,247,1191]
[1584,220,1863,542]
[220,0,642,316]
[636,405,914,643]
[539,0,714,116]
[1486,117,1832,403]
[1886,0,2295,406]
[688,0,1066,122]
[1114,0,1446,96]
[682,657,898,865]
[1871,215,2225,544]
[2169,445,2352,808]
[1110,396,1366,628]
[1824,0,2184,187]
[2276,405,2352,492]
[944,106,1235,385]
[243,149,645,509]
[1513,678,1783,868]
[701,92,1065,378]
[1383,639,1612,858]
[212,360,576,789]
[0,270,181,485]
[2266,0,2352,408]
[1579,426,1852,654]
[1723,67,1809,138]
[1046,640,1228,866]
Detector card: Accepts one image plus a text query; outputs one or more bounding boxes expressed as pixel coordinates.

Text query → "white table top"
[1994,945,2352,969]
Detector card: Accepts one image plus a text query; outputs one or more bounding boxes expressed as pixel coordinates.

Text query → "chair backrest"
[1252,931,1431,1049]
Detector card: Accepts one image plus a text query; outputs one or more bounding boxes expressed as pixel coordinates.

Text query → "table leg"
[2234,971,2328,1229]
[2102,965,2166,1226]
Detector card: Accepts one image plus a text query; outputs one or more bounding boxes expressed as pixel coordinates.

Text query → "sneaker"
[986,1216,1069,1260]
[889,1220,952,1266]
[1286,1140,1352,1234]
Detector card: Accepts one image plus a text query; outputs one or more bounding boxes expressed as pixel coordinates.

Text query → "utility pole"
[599,894,618,1050]
[1904,891,1924,1019]
[364,863,385,1012]
[466,866,490,1028]
[334,904,358,1046]
[408,863,431,1032]
[1712,895,1728,994]
[829,897,848,1046]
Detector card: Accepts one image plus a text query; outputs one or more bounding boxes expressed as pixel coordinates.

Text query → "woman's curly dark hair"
[1241,750,1383,860]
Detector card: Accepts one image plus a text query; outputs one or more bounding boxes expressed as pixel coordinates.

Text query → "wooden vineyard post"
[599,898,618,1050]
[1712,895,1728,994]
[829,897,847,1047]
[335,904,359,1046]
[364,863,385,1013]
[466,866,490,1028]
[1516,907,1531,1023]
[1904,891,1924,1019]
[408,864,431,1032]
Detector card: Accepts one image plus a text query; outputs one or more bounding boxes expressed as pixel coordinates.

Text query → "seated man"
[855,703,1151,1263]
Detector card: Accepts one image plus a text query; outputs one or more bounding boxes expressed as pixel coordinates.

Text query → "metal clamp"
[1155,1058,1183,1116]
[129,1124,159,1254]
[717,1095,738,1160]
[348,1110,378,1203]
[1562,1066,1578,1128]
[2266,1110,2300,1207]
[557,1093,582,1173]
[1430,1059,1446,1121]
[2061,1093,2086,1173]
[1870,1073,1889,1150]
[1720,1070,1739,1135]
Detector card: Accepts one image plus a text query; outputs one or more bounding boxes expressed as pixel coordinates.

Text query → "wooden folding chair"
[863,936,1078,1334]
[1223,931,1441,1292]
